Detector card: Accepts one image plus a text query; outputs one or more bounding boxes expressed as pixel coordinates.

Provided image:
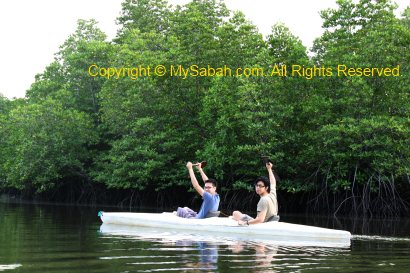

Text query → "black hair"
[253,176,270,193]
[205,178,218,188]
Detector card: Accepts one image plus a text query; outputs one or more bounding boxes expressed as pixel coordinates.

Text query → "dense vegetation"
[1,0,409,217]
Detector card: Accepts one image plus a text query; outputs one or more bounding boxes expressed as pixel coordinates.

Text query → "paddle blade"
[260,156,270,165]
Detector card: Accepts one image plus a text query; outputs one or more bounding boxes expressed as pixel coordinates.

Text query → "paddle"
[187,161,207,178]
[260,155,273,165]
[261,155,280,182]
[193,161,207,168]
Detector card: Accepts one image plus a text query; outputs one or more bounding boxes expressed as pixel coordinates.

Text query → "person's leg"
[240,214,254,221]
[176,207,187,217]
[232,211,254,221]
[177,207,197,218]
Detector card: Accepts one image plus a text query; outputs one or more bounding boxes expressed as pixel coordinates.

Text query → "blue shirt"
[196,192,220,219]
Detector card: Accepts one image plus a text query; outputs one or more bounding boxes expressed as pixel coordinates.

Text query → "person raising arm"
[176,162,220,219]
[232,162,279,225]
[187,162,205,196]
[197,162,209,185]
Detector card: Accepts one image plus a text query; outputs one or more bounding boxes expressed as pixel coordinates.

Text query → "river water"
[1,201,409,272]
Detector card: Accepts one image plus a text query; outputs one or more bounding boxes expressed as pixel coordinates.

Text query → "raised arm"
[186,162,204,196]
[266,162,276,191]
[196,162,209,182]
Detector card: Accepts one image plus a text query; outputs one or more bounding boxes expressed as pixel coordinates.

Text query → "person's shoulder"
[260,195,269,202]
[258,196,268,206]
[257,197,268,210]
[204,192,219,202]
[203,191,212,199]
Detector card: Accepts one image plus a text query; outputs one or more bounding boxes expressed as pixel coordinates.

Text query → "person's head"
[253,176,270,195]
[204,179,217,194]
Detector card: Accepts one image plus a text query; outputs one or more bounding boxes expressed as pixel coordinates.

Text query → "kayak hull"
[99,212,351,248]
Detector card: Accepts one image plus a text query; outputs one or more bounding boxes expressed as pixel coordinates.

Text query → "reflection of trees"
[0,202,98,271]
[1,203,52,262]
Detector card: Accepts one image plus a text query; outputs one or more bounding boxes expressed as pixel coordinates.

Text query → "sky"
[0,0,408,99]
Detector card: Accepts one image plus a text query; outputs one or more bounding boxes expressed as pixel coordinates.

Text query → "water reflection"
[174,241,218,271]
[98,224,351,272]
[0,264,22,271]
[1,201,409,273]
[99,221,350,249]
[227,241,279,272]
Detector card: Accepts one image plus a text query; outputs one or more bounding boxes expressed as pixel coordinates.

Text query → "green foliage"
[403,7,410,28]
[117,0,171,36]
[0,94,10,114]
[1,0,409,215]
[311,116,410,191]
[96,0,269,191]
[306,0,410,186]
[267,23,309,66]
[1,98,96,192]
[27,19,112,118]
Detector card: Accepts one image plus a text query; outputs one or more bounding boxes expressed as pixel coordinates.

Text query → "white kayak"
[99,212,351,248]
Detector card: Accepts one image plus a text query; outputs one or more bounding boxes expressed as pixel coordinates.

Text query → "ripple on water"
[0,264,22,271]
[352,235,410,242]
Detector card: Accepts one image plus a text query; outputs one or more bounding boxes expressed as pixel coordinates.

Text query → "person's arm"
[196,162,209,182]
[238,210,266,225]
[187,161,204,196]
[248,210,266,225]
[266,162,276,191]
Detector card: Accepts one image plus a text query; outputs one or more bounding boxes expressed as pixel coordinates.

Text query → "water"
[1,201,409,272]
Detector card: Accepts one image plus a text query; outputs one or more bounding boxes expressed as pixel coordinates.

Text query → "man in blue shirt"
[177,162,220,219]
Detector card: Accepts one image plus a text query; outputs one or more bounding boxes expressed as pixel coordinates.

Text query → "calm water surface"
[0,201,409,272]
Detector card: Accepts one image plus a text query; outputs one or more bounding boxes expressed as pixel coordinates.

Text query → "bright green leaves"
[312,116,410,192]
[1,98,96,192]
[267,23,308,67]
[306,0,410,197]
[28,19,113,118]
[117,0,171,36]
[1,0,408,215]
